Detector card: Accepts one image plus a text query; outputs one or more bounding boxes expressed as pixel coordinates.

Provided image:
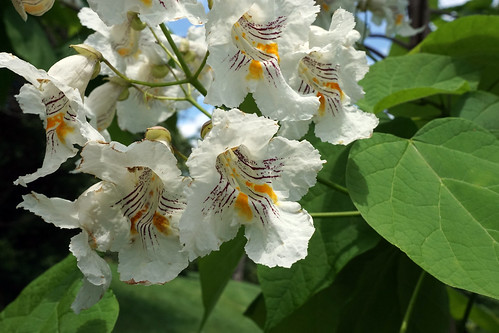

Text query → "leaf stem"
[310,211,361,218]
[187,95,212,118]
[458,292,476,333]
[317,176,349,195]
[400,270,426,333]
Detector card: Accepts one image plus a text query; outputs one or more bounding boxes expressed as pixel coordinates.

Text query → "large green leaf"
[452,91,499,138]
[411,15,499,94]
[248,243,450,333]
[412,15,499,57]
[357,53,479,113]
[0,255,119,333]
[257,139,379,330]
[347,118,499,299]
[198,229,246,331]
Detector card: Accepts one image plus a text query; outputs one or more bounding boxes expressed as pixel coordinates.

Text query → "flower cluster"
[316,0,424,37]
[3,0,385,313]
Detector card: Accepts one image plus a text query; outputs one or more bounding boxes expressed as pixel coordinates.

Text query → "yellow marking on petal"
[153,212,172,236]
[317,92,326,117]
[257,43,279,63]
[395,14,404,26]
[235,192,252,221]
[325,81,344,99]
[253,183,278,204]
[246,60,263,80]
[46,113,74,143]
[117,47,132,56]
[140,0,152,6]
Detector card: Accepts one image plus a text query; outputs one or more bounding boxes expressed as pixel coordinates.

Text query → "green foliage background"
[1,1,499,332]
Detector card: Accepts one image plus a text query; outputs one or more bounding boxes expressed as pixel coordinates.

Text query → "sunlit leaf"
[347,118,499,299]
[357,53,479,113]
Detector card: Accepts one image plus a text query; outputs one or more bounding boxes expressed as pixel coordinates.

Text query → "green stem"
[160,23,193,77]
[310,211,361,218]
[317,176,349,195]
[159,23,208,96]
[187,95,212,118]
[148,26,182,69]
[400,270,426,333]
[458,293,476,333]
[101,57,190,87]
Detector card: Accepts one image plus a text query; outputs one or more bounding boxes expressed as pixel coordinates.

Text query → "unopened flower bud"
[128,12,147,31]
[151,64,170,79]
[200,120,212,139]
[145,126,172,146]
[117,87,130,101]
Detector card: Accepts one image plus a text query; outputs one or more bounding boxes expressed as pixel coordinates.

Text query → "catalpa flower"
[359,0,424,36]
[180,109,324,268]
[18,182,130,313]
[205,0,320,122]
[0,48,104,186]
[11,0,55,21]
[85,78,128,139]
[87,0,206,27]
[78,7,157,76]
[114,46,180,133]
[77,136,190,284]
[282,9,378,145]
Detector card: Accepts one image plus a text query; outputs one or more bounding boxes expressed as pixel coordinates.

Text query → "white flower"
[204,0,320,122]
[77,139,190,284]
[11,0,55,21]
[281,9,379,145]
[360,0,424,36]
[180,109,324,268]
[85,78,128,139]
[78,7,159,76]
[0,51,104,186]
[115,51,179,133]
[18,181,130,313]
[87,0,206,27]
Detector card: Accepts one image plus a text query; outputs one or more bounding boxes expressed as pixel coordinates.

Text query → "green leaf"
[3,7,57,70]
[198,229,246,331]
[447,288,499,332]
[0,255,119,333]
[452,91,499,138]
[250,243,450,333]
[412,15,499,57]
[411,15,499,94]
[357,53,480,114]
[111,270,260,333]
[257,139,379,330]
[347,118,499,299]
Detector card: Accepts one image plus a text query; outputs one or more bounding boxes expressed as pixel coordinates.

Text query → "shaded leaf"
[3,7,57,70]
[198,229,246,331]
[448,288,499,333]
[0,255,119,333]
[452,91,499,138]
[347,118,499,299]
[257,138,379,330]
[249,243,450,333]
